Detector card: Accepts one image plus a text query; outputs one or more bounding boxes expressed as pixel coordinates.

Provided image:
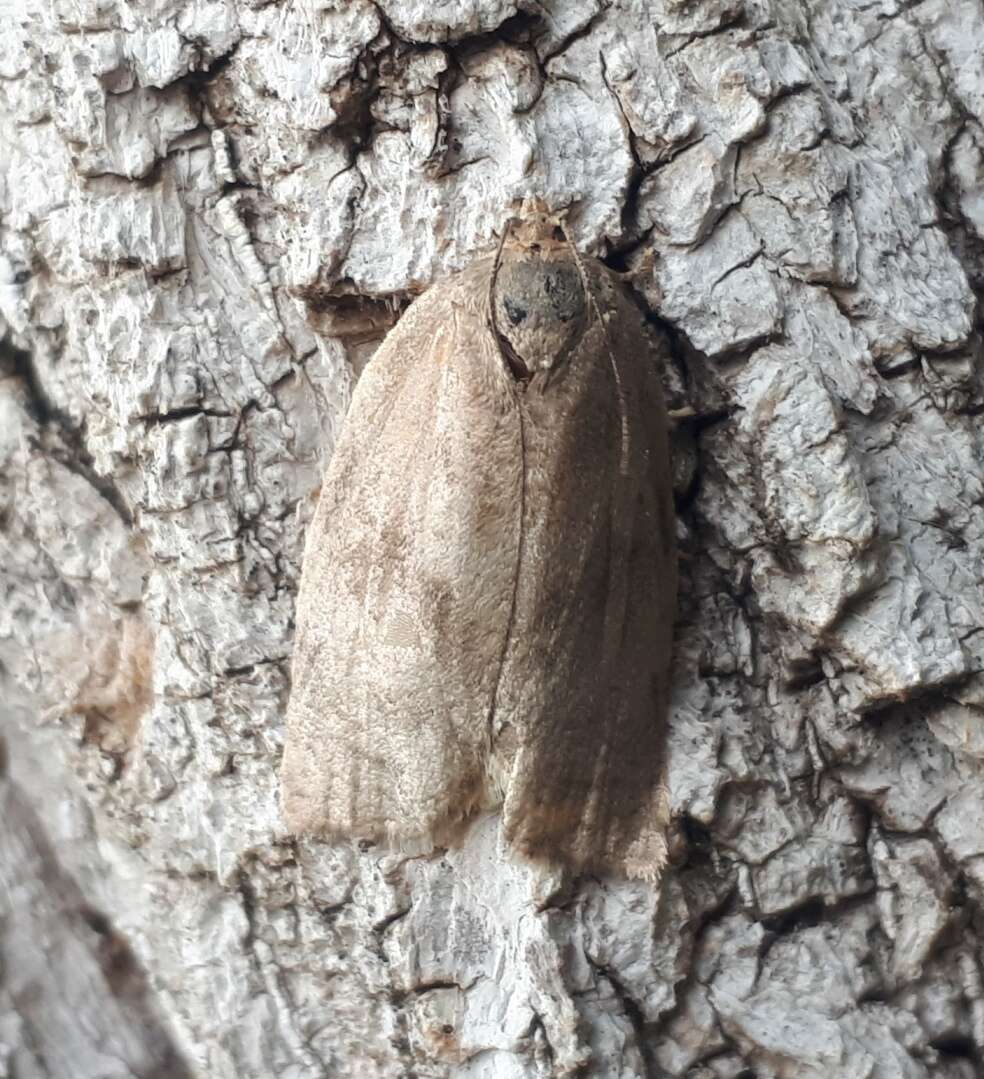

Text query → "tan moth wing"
[281,270,524,844]
[282,217,677,879]
[494,261,676,880]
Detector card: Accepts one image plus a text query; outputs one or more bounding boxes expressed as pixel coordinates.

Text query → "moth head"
[491,249,588,381]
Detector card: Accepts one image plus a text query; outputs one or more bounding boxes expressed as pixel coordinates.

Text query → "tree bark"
[2,0,983,1076]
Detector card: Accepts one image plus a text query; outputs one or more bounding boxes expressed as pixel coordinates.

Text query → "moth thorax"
[492,252,588,380]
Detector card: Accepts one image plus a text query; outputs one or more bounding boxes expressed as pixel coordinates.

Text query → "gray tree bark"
[1,0,983,1076]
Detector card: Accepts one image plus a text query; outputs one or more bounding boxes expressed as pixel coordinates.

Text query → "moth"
[282,203,677,880]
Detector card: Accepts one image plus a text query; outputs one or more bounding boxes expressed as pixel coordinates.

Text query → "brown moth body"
[281,206,677,880]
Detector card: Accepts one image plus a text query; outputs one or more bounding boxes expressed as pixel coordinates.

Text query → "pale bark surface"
[1,0,983,1076]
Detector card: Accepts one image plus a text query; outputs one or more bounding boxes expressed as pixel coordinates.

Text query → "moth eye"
[504,298,528,326]
[544,272,581,323]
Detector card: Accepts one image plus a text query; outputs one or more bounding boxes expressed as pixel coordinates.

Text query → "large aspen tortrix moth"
[282,202,677,880]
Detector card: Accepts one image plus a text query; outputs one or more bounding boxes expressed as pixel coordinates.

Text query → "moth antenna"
[559,222,631,481]
[484,210,527,757]
[560,220,636,740]
[487,215,514,350]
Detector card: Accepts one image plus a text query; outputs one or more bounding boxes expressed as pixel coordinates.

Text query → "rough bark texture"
[1,0,983,1076]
